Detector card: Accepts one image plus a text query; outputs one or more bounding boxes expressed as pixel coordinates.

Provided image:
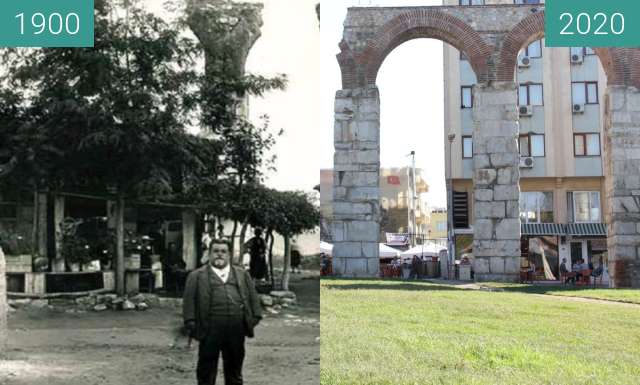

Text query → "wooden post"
[37,193,48,260]
[115,195,125,296]
[282,235,291,291]
[182,210,196,270]
[52,195,65,272]
[0,246,7,354]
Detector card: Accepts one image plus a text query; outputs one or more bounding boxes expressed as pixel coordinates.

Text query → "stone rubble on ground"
[122,300,136,310]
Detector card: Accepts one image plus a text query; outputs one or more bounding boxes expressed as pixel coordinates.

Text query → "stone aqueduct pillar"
[471,83,521,281]
[605,86,640,288]
[330,6,640,286]
[331,88,381,276]
[0,247,7,353]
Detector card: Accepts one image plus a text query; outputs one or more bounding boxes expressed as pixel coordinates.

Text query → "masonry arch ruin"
[331,4,640,287]
[338,9,491,88]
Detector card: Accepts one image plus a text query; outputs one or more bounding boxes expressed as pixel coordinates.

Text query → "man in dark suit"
[183,239,262,385]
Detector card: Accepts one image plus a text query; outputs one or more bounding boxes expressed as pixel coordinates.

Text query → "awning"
[521,223,565,236]
[566,223,607,237]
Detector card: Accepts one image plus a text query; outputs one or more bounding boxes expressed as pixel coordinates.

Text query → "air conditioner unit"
[571,54,583,64]
[519,105,533,117]
[519,156,534,168]
[518,56,531,68]
[573,103,585,114]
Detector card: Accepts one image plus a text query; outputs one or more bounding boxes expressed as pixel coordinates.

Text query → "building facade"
[444,0,609,282]
[321,168,430,243]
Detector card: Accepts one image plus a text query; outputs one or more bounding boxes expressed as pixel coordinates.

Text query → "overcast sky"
[321,0,447,207]
[145,0,320,193]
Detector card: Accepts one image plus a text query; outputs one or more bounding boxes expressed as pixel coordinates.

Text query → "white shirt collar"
[210,264,231,283]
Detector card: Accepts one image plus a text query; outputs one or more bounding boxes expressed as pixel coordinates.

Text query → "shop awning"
[521,223,565,236]
[566,223,607,237]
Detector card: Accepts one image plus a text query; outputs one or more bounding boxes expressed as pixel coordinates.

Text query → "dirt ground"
[0,272,319,385]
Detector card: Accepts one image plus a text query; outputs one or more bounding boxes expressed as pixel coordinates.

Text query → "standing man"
[183,239,262,385]
[244,228,268,281]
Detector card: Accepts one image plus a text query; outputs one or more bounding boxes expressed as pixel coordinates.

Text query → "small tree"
[256,190,318,291]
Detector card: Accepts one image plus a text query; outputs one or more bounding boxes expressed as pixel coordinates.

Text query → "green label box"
[0,0,94,47]
[546,0,640,48]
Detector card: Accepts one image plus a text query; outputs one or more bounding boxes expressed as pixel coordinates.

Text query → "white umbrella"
[320,241,333,255]
[379,243,401,258]
[401,243,446,259]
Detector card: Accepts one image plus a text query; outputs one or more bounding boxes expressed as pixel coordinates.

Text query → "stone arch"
[497,11,627,85]
[338,9,493,89]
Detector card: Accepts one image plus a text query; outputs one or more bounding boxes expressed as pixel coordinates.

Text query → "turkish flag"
[387,175,400,185]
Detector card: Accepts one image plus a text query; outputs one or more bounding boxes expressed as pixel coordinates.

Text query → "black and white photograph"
[0,1,320,384]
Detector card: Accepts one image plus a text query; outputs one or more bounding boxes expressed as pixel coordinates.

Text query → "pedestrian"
[183,239,262,385]
[244,228,268,281]
[290,241,302,274]
[409,255,420,279]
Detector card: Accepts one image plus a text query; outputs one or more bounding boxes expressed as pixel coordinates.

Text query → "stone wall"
[0,247,7,352]
[331,87,380,276]
[471,82,521,281]
[604,86,640,288]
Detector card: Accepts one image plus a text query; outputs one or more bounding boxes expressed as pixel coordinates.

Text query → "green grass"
[321,279,640,385]
[477,282,640,304]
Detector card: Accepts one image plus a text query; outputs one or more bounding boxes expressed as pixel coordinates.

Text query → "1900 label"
[0,0,93,47]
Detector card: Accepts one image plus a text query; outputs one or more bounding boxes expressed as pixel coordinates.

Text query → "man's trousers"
[197,315,246,385]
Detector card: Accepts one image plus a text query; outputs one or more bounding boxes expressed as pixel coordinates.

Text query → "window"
[521,40,542,58]
[519,134,545,157]
[514,0,542,4]
[572,191,601,222]
[436,222,447,232]
[574,133,601,156]
[520,192,554,223]
[462,136,473,158]
[518,83,543,106]
[572,82,599,105]
[570,47,595,56]
[461,86,473,108]
[460,0,484,5]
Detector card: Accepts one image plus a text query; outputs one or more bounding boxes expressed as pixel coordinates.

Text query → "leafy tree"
[248,188,318,291]
[0,0,206,294]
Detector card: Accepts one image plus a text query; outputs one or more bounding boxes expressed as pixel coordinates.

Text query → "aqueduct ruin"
[331,4,640,287]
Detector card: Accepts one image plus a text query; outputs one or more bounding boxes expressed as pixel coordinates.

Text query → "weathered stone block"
[487,138,507,153]
[494,185,519,201]
[474,257,490,274]
[506,201,520,219]
[474,154,491,169]
[497,168,512,185]
[347,187,379,201]
[475,169,497,187]
[475,201,505,219]
[475,219,494,240]
[475,189,493,201]
[612,197,640,213]
[346,221,379,242]
[343,258,370,277]
[333,242,363,258]
[333,202,374,216]
[490,153,518,168]
[490,257,505,273]
[612,222,638,235]
[495,219,521,240]
[504,256,520,274]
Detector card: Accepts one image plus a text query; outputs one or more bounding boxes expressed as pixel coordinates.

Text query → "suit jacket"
[183,264,262,340]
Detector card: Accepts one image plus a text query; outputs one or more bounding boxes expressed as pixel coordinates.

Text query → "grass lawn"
[476,282,640,305]
[321,279,640,385]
